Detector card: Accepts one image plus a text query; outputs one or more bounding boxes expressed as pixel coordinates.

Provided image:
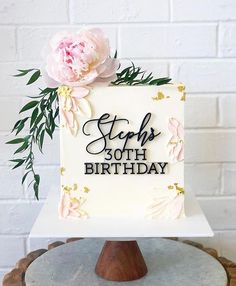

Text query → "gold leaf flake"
[181,92,186,101]
[83,186,90,193]
[174,183,184,195]
[168,185,174,190]
[70,197,79,203]
[63,185,71,193]
[152,91,166,101]
[177,84,185,92]
[73,183,78,191]
[60,167,66,176]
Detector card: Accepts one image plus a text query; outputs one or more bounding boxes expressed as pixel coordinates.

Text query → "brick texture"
[70,0,169,23]
[0,237,25,267]
[171,0,236,21]
[120,25,217,58]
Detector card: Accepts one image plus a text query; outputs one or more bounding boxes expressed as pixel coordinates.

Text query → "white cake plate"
[30,190,213,238]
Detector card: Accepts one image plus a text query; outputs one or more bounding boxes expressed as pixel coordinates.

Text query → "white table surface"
[30,190,213,238]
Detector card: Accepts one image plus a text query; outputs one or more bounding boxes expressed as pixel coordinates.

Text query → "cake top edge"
[101,83,185,89]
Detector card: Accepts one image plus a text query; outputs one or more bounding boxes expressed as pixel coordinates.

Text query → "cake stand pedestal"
[95,240,148,281]
[25,238,228,286]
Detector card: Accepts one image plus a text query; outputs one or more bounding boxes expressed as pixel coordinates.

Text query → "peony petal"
[71,87,90,99]
[74,69,98,86]
[87,28,106,39]
[92,73,117,86]
[98,58,120,78]
[41,67,59,88]
[50,31,74,51]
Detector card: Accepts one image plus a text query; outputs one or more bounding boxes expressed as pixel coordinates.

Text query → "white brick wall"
[1,0,236,281]
[120,24,217,58]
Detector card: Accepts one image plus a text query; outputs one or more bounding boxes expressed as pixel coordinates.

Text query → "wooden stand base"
[95,240,148,282]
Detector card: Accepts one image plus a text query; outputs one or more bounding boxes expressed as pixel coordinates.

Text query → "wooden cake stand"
[20,238,228,286]
[5,191,226,285]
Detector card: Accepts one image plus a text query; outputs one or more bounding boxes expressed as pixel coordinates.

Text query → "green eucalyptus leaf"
[26,161,32,170]
[12,160,25,169]
[30,107,39,127]
[112,63,171,87]
[36,123,45,140]
[45,127,52,139]
[33,182,39,200]
[39,130,45,152]
[22,171,30,184]
[34,112,44,127]
[15,122,25,135]
[49,92,57,104]
[39,87,57,95]
[34,174,40,185]
[54,107,59,119]
[11,119,22,133]
[10,159,23,163]
[20,101,38,113]
[6,138,25,144]
[13,69,34,77]
[28,94,44,99]
[14,141,29,154]
[27,70,41,85]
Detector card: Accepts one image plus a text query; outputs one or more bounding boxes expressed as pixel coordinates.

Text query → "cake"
[58,84,185,220]
[8,27,185,221]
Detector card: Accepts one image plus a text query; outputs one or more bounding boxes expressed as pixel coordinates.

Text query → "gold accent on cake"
[60,167,66,176]
[178,83,186,101]
[180,93,186,101]
[152,91,166,101]
[83,186,90,193]
[177,84,185,92]
[70,197,79,204]
[60,183,90,219]
[173,183,185,195]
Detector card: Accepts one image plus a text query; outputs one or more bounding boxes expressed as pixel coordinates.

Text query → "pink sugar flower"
[57,85,91,136]
[58,191,88,219]
[167,117,184,162]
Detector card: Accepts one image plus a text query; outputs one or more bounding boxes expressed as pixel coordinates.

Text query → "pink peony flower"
[167,117,184,162]
[42,28,119,88]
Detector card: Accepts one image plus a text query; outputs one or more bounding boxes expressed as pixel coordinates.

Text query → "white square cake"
[59,84,185,220]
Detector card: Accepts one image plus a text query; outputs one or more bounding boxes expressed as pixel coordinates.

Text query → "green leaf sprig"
[112,62,171,86]
[7,69,58,199]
